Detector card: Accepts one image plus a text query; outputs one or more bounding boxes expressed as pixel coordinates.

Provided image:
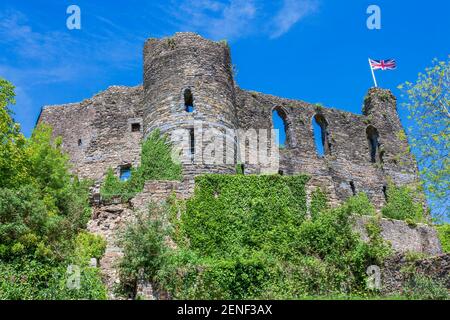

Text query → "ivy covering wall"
[118,174,392,299]
[100,129,182,201]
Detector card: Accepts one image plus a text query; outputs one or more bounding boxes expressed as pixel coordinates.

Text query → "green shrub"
[344,193,376,216]
[0,180,92,263]
[99,168,125,201]
[403,274,449,300]
[72,231,106,266]
[404,251,427,262]
[309,188,328,220]
[137,129,183,182]
[364,218,392,265]
[118,175,392,299]
[0,78,106,299]
[436,224,450,253]
[117,203,169,295]
[100,130,182,202]
[0,259,107,300]
[381,182,424,222]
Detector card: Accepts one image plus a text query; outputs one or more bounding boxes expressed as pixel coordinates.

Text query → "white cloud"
[0,10,143,86]
[168,0,318,41]
[270,0,319,39]
[170,0,257,40]
[0,9,145,135]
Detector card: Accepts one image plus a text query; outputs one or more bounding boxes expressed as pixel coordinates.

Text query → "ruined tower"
[143,33,238,178]
[37,32,423,211]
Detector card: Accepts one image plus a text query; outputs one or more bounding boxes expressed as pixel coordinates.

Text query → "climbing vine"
[100,129,182,201]
[118,175,393,299]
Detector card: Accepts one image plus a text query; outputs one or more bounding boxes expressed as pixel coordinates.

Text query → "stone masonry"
[87,181,189,299]
[36,33,446,296]
[38,32,420,211]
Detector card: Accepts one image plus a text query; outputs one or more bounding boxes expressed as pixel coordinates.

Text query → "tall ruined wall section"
[38,86,144,181]
[236,87,419,209]
[37,32,421,211]
[143,32,238,179]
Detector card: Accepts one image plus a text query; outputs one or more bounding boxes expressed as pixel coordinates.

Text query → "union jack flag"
[369,59,397,70]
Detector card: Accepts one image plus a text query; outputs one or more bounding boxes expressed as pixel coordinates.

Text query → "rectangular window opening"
[120,166,132,181]
[131,123,141,132]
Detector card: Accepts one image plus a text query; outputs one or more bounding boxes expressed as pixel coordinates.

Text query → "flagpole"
[368,58,378,88]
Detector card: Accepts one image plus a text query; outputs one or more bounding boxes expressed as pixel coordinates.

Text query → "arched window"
[272,108,289,148]
[312,114,331,157]
[184,89,194,112]
[366,126,379,163]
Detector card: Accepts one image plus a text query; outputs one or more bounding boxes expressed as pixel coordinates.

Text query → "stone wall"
[236,87,420,210]
[87,181,189,299]
[353,216,442,255]
[131,180,193,212]
[38,85,144,182]
[38,32,422,211]
[381,253,450,294]
[87,203,133,299]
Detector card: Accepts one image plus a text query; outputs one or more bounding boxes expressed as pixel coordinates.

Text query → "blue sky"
[0,1,449,214]
[1,0,448,136]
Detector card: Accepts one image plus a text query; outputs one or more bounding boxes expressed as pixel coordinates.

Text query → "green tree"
[136,129,182,182]
[0,78,107,299]
[0,78,28,188]
[398,57,449,219]
[99,129,182,202]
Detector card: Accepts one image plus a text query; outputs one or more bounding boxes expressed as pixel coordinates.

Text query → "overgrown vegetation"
[342,192,376,217]
[0,78,107,299]
[100,129,182,202]
[403,274,450,300]
[118,175,393,299]
[381,181,425,223]
[436,224,450,253]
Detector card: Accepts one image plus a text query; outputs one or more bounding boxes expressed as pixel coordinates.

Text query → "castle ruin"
[38,32,420,210]
[36,32,448,298]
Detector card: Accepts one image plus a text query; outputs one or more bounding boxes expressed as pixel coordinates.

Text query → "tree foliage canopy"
[0,78,106,299]
[398,57,449,219]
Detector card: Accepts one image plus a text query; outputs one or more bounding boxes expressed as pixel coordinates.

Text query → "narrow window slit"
[382,185,388,201]
[366,126,380,163]
[189,128,195,161]
[184,89,194,112]
[350,181,356,196]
